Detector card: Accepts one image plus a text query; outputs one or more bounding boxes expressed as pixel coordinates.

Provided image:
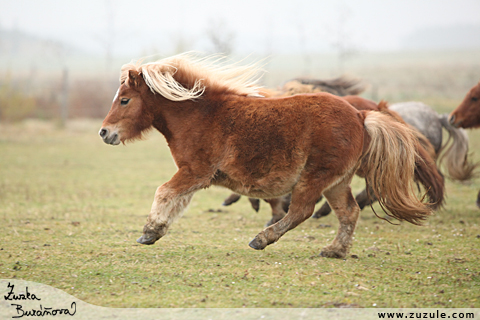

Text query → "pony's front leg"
[137,169,205,245]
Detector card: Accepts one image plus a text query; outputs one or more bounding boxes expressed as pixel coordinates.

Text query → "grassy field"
[0,115,479,309]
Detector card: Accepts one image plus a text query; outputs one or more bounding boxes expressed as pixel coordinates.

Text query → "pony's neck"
[149,95,207,142]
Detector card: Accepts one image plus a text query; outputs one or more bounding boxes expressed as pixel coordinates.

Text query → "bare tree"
[295,20,312,77]
[59,67,69,127]
[93,0,117,74]
[205,19,236,55]
[171,31,196,55]
[329,4,358,74]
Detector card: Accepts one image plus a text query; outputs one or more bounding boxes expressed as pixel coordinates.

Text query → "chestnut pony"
[450,82,480,129]
[225,96,445,224]
[100,53,431,258]
[449,81,480,208]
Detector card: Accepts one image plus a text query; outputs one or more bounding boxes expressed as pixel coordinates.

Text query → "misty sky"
[1,0,480,57]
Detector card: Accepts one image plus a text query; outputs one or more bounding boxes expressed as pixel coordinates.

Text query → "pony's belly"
[234,186,291,199]
[212,170,297,199]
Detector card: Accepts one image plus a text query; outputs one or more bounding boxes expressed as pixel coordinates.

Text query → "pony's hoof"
[319,249,346,259]
[264,220,274,227]
[248,198,260,212]
[312,206,331,219]
[222,194,241,206]
[249,236,267,250]
[136,233,159,245]
[264,216,283,227]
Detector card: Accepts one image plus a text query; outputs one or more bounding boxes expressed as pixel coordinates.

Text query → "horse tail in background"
[377,101,445,210]
[412,129,437,161]
[438,114,478,181]
[413,138,446,210]
[361,111,433,225]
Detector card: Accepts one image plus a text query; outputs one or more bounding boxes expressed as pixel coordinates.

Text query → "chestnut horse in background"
[450,81,480,129]
[449,81,480,208]
[99,53,431,258]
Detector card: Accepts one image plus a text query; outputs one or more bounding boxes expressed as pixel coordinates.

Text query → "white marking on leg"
[148,186,194,228]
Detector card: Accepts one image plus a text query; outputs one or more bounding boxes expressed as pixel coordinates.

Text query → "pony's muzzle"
[449,114,455,125]
[99,127,120,145]
[99,128,108,139]
[449,114,460,128]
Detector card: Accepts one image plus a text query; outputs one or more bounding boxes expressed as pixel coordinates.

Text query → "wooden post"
[60,68,69,127]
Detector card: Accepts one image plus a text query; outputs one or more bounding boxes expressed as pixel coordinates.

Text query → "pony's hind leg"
[354,185,377,210]
[249,174,337,251]
[320,177,360,258]
[476,190,480,209]
[312,201,332,219]
[221,193,260,211]
[248,198,261,212]
[264,198,287,227]
[312,184,375,219]
[222,193,241,206]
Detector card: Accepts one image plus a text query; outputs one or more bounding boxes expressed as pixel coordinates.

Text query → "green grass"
[0,118,479,308]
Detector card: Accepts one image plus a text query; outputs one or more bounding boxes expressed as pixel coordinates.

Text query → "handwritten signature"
[4,282,76,318]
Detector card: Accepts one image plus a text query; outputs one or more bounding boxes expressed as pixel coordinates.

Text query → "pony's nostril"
[449,114,455,125]
[99,128,108,138]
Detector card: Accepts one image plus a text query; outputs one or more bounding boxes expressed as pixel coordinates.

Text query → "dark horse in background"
[99,53,432,258]
[449,81,480,208]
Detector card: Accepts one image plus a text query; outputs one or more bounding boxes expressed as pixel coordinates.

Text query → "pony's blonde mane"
[120,53,264,101]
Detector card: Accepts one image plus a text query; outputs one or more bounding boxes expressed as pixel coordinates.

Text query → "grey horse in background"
[392,102,476,181]
[312,101,478,219]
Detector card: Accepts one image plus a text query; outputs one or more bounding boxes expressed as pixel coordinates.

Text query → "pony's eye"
[472,97,478,102]
[120,98,130,106]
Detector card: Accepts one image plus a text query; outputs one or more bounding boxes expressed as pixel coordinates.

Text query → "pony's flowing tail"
[376,102,445,210]
[438,114,478,181]
[413,136,445,210]
[362,111,433,225]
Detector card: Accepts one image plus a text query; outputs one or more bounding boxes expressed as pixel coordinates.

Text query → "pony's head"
[99,53,264,145]
[450,81,480,129]
[99,69,154,145]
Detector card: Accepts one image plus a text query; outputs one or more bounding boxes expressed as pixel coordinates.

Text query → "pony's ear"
[127,70,141,87]
[377,100,390,111]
